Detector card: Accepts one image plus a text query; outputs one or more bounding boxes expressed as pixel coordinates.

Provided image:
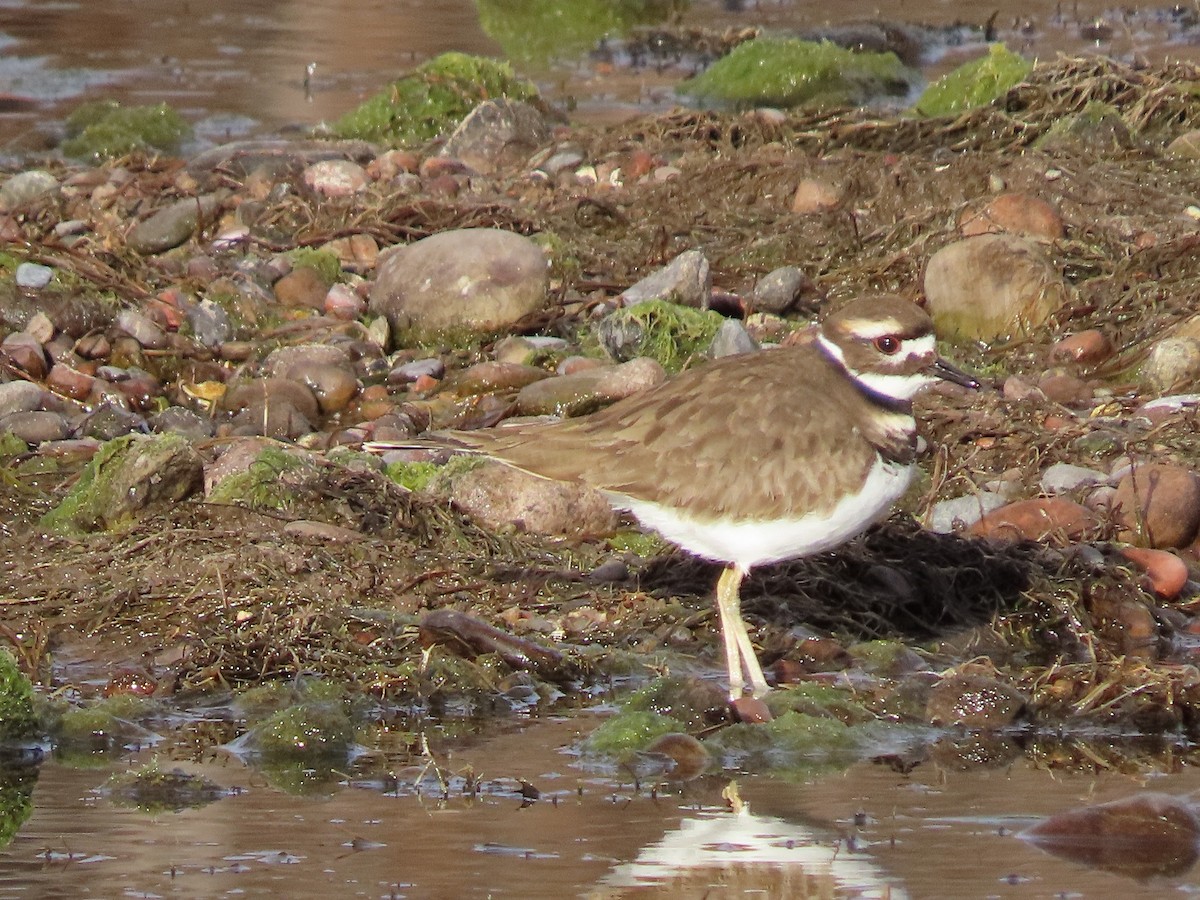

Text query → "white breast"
[606,455,913,572]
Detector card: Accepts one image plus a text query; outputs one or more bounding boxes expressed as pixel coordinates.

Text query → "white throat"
[817,334,937,401]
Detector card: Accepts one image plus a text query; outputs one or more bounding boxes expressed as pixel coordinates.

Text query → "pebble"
[186,299,232,348]
[1,333,48,379]
[927,492,1007,533]
[514,357,666,417]
[1040,462,1107,494]
[264,343,350,380]
[925,672,1027,728]
[274,265,330,309]
[324,282,366,320]
[790,177,843,214]
[293,364,359,414]
[0,410,70,445]
[1112,464,1200,548]
[115,310,168,350]
[449,361,548,395]
[1143,337,1200,392]
[45,363,96,401]
[369,228,549,338]
[441,99,549,175]
[750,266,819,315]
[0,381,46,417]
[619,249,711,308]
[1120,547,1190,599]
[1050,329,1114,365]
[958,192,1065,242]
[127,194,223,254]
[14,262,53,290]
[708,319,759,359]
[302,159,368,197]
[924,233,1068,341]
[388,357,445,384]
[0,170,59,209]
[224,377,321,423]
[537,149,584,177]
[150,406,215,440]
[450,462,618,536]
[969,497,1099,544]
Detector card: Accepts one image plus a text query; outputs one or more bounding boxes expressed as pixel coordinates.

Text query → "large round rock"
[924,233,1067,341]
[369,228,548,340]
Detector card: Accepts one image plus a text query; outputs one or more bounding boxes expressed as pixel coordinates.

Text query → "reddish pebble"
[420,156,472,178]
[791,178,843,214]
[623,148,656,181]
[45,362,95,400]
[1051,330,1114,365]
[1112,464,1200,548]
[1038,373,1093,406]
[410,373,439,393]
[730,696,773,724]
[970,498,1099,544]
[958,192,1065,242]
[1120,547,1189,599]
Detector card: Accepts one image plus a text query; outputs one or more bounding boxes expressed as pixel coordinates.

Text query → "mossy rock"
[206,446,311,511]
[331,52,538,145]
[912,43,1031,117]
[286,248,343,286]
[764,682,874,724]
[623,676,729,730]
[1035,100,1138,152]
[0,652,37,743]
[251,702,355,760]
[62,100,191,161]
[680,38,917,109]
[39,433,204,533]
[105,764,224,813]
[585,709,688,754]
[704,711,862,775]
[56,695,159,750]
[477,0,680,67]
[592,300,723,373]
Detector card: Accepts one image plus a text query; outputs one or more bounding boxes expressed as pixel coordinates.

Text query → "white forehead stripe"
[836,317,906,339]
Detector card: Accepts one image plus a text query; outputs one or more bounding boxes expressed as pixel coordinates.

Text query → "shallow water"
[1,0,1198,154]
[4,2,1200,897]
[5,714,1200,898]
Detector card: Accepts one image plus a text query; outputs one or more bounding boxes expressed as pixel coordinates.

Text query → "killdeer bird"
[385,295,977,702]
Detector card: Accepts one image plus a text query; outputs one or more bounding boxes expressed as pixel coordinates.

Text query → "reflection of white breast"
[606,456,913,571]
[592,804,908,898]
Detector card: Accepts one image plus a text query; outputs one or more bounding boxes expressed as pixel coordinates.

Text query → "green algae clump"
[585,709,687,754]
[0,652,36,743]
[913,43,1032,117]
[593,300,723,373]
[253,703,355,760]
[331,52,538,145]
[62,100,191,161]
[680,38,916,109]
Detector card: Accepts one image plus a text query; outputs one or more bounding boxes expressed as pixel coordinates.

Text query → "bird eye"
[873,335,901,355]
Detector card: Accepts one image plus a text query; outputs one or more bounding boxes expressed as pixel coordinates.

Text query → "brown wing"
[455,346,886,522]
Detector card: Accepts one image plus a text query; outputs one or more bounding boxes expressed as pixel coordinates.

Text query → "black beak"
[929,357,980,389]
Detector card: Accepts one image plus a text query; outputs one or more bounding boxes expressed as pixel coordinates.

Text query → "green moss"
[593,300,723,373]
[477,0,680,67]
[680,38,917,109]
[912,43,1032,117]
[57,695,158,748]
[1035,100,1136,151]
[286,248,342,285]
[531,231,583,285]
[606,529,667,558]
[207,446,308,510]
[764,682,873,724]
[0,432,27,460]
[704,711,860,775]
[38,433,199,534]
[234,679,350,722]
[61,100,191,161]
[254,702,354,760]
[385,460,441,492]
[330,52,539,146]
[624,676,728,730]
[585,709,687,754]
[0,653,36,743]
[0,763,35,849]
